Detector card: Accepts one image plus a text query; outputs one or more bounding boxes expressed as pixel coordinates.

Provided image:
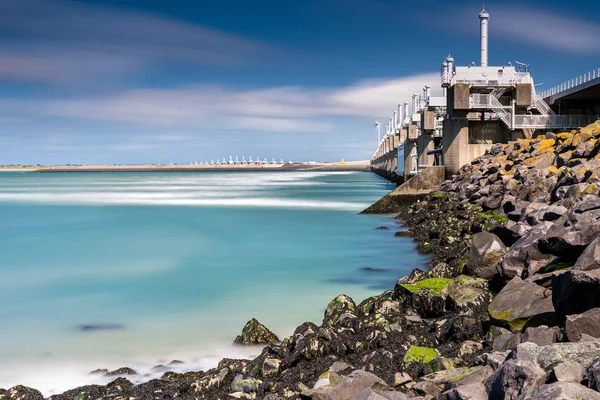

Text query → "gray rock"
[436,384,487,400]
[514,341,600,371]
[573,237,600,271]
[465,233,507,280]
[356,387,408,400]
[566,308,600,342]
[302,370,389,400]
[542,205,568,221]
[393,372,412,387]
[486,325,512,345]
[412,381,442,397]
[551,360,585,383]
[488,276,555,332]
[552,270,600,318]
[587,357,600,391]
[522,325,559,346]
[519,382,600,400]
[498,226,554,280]
[493,333,522,352]
[484,358,546,400]
[483,351,510,370]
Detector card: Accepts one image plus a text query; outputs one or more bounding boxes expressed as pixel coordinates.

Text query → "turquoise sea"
[0,170,427,394]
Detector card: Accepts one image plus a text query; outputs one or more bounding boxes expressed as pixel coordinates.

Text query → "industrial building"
[371,7,599,181]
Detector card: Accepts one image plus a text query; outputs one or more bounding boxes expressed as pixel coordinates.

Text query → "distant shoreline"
[1,161,371,173]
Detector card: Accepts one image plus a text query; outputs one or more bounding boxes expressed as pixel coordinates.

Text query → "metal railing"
[469,94,512,127]
[514,115,599,129]
[539,68,600,99]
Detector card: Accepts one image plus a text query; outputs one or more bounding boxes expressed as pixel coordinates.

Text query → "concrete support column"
[403,139,417,179]
[443,114,469,177]
[417,133,434,168]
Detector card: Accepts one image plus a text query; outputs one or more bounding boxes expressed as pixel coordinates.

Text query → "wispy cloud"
[0,0,270,85]
[19,73,437,133]
[445,5,600,54]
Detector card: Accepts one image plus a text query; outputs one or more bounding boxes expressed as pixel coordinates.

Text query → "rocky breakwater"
[5,121,600,400]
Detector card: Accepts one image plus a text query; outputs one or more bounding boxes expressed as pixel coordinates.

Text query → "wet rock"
[234,318,279,345]
[262,358,281,377]
[522,325,559,346]
[394,277,453,317]
[552,270,600,318]
[89,368,109,375]
[6,385,44,400]
[566,308,600,342]
[323,295,356,326]
[521,381,600,399]
[105,367,137,376]
[230,374,262,393]
[465,232,507,280]
[484,358,546,400]
[550,360,585,383]
[168,359,184,365]
[487,276,555,332]
[78,323,124,332]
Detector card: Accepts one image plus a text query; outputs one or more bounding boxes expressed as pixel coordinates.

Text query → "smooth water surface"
[0,171,427,393]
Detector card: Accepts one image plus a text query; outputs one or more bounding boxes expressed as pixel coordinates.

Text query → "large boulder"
[445,275,493,317]
[484,358,546,400]
[394,278,453,318]
[514,341,600,371]
[522,325,559,346]
[323,295,356,326]
[234,318,279,345]
[498,226,554,280]
[573,237,600,271]
[487,276,555,332]
[550,360,585,383]
[552,270,600,318]
[465,232,507,279]
[6,386,44,400]
[565,308,600,342]
[519,382,600,400]
[301,370,391,400]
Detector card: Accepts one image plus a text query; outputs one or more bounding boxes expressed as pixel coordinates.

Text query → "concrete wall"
[417,133,434,168]
[390,166,446,196]
[442,114,469,177]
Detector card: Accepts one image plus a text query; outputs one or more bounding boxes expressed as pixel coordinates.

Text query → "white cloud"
[28,73,438,133]
[446,5,600,54]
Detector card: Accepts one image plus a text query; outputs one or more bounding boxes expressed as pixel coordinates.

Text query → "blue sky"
[0,0,599,164]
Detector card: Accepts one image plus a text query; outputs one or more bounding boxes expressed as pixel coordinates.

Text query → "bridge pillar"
[403,139,417,179]
[443,113,469,177]
[417,133,434,168]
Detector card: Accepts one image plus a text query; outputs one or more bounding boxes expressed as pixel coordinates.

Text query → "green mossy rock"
[234,318,279,345]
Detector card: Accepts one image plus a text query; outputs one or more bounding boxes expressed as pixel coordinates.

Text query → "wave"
[0,192,366,211]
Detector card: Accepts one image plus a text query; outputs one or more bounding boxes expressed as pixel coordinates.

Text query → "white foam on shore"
[0,344,262,396]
